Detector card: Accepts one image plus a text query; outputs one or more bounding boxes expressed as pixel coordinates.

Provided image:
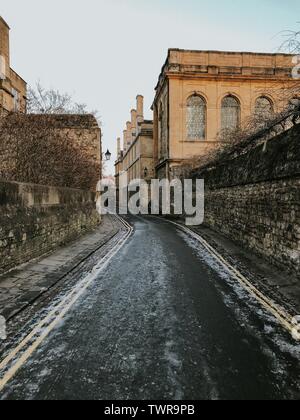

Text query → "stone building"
[0,17,102,191]
[0,16,27,113]
[115,95,154,190]
[152,49,296,179]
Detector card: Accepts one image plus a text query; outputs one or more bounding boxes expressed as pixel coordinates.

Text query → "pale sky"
[1,0,300,173]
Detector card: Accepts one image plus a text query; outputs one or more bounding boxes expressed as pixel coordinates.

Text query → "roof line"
[168,48,294,57]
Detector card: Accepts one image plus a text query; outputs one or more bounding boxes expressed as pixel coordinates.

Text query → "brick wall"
[192,124,300,277]
[0,180,101,274]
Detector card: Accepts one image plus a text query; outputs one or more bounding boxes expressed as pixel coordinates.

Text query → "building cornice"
[154,49,295,102]
[168,48,294,57]
[10,68,27,85]
[165,70,294,83]
[0,80,14,98]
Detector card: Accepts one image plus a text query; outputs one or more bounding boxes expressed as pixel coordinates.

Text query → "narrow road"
[0,216,299,400]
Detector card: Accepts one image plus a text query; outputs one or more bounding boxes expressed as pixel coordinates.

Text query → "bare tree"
[272,25,300,107]
[280,26,300,54]
[0,113,101,190]
[177,102,300,179]
[27,82,100,122]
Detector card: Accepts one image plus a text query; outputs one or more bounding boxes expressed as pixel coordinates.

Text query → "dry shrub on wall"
[0,113,100,190]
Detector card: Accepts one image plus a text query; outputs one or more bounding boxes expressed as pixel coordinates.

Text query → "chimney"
[123,130,127,152]
[131,109,137,129]
[131,109,137,140]
[126,121,132,147]
[136,95,144,123]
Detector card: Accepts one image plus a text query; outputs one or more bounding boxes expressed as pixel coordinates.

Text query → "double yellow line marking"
[0,216,133,393]
[168,220,298,340]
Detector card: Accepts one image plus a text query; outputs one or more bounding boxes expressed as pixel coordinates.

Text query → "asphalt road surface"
[0,216,299,400]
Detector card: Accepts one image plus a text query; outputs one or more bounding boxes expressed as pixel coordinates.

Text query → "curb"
[167,219,299,341]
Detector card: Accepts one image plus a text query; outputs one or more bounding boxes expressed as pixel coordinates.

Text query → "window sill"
[179,140,222,144]
[179,139,209,143]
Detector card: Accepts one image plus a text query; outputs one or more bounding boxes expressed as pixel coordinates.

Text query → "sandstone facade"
[0,16,26,113]
[153,49,296,179]
[115,95,154,189]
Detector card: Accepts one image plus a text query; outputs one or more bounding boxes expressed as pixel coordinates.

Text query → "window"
[221,95,240,131]
[159,100,167,158]
[12,88,20,112]
[159,105,164,157]
[255,96,273,117]
[187,95,206,140]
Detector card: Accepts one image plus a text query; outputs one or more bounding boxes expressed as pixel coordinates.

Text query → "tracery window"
[255,96,274,118]
[221,95,241,131]
[187,95,206,140]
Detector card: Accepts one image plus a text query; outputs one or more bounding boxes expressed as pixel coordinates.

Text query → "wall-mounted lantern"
[104,149,112,161]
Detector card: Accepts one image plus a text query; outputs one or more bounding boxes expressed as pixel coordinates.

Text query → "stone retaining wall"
[192,124,300,277]
[0,180,100,274]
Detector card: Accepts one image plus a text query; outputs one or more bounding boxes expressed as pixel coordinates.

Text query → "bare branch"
[0,113,101,190]
[177,104,300,179]
[27,82,101,125]
[279,26,300,54]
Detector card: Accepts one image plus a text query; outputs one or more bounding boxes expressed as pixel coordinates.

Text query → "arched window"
[159,104,164,144]
[221,95,241,131]
[159,104,165,157]
[255,96,273,117]
[187,95,206,140]
[159,98,168,158]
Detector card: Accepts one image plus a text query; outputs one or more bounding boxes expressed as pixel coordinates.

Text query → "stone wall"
[0,180,101,274]
[192,124,300,277]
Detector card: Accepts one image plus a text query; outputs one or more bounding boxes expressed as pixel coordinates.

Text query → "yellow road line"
[0,215,133,393]
[168,220,297,340]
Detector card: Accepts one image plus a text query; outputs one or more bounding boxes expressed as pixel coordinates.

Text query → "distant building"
[0,16,27,113]
[152,49,297,179]
[115,95,154,191]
